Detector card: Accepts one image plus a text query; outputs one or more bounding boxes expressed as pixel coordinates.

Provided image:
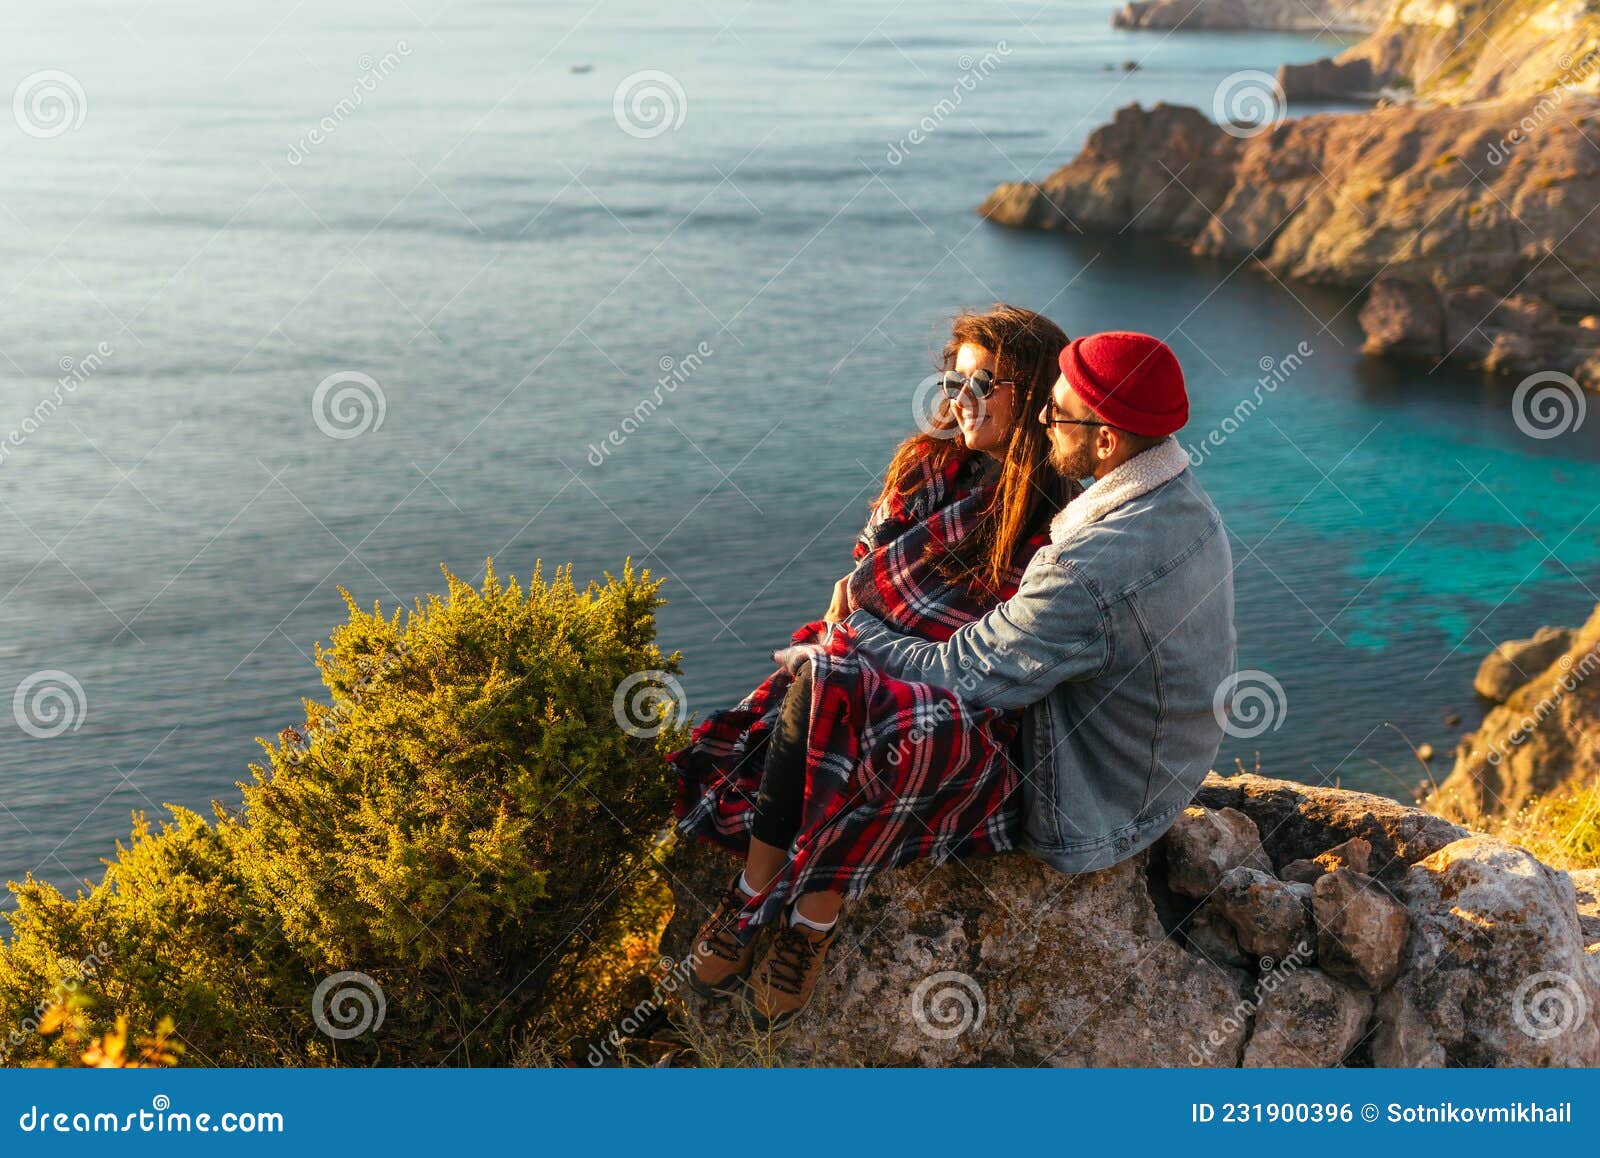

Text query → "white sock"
[790,906,837,933]
[736,871,760,898]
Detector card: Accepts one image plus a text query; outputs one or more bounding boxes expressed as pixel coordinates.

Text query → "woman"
[669,304,1074,1028]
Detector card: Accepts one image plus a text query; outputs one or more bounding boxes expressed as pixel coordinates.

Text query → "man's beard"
[1049,439,1097,481]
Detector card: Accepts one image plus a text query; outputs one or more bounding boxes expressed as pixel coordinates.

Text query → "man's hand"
[824,576,853,624]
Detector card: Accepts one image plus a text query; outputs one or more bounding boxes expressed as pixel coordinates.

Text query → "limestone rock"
[661,840,1250,1066]
[1359,279,1441,359]
[1215,867,1314,963]
[1278,57,1377,100]
[1474,625,1575,703]
[1163,805,1273,897]
[1242,968,1373,1066]
[977,96,1600,376]
[1279,859,1323,885]
[1280,835,1371,884]
[658,773,1595,1067]
[1432,605,1600,822]
[1197,774,1465,885]
[1373,837,1600,1066]
[1186,901,1252,968]
[1314,870,1410,992]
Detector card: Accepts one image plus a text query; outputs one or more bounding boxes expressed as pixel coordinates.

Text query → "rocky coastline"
[982,0,1600,384]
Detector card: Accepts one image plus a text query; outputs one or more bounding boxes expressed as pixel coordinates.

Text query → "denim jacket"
[843,439,1236,874]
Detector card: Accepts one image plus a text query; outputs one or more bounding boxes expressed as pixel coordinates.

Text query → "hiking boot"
[686,874,758,999]
[747,911,839,1031]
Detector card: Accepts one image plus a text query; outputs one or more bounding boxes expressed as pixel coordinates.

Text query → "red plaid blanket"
[670,446,1053,930]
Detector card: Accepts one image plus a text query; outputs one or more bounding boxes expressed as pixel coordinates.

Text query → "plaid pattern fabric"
[670,446,1052,931]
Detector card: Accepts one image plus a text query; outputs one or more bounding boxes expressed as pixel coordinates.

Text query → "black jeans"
[749,660,813,849]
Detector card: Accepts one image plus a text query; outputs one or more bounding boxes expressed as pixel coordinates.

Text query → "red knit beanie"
[1057,332,1188,437]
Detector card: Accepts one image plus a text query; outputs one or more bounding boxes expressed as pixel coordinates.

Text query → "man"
[841,330,1236,874]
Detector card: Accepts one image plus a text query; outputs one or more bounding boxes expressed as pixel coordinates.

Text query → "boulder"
[1278,57,1376,101]
[1359,280,1442,360]
[1474,625,1575,703]
[1186,900,1252,968]
[661,839,1251,1066]
[1197,774,1466,885]
[1242,968,1373,1066]
[1373,838,1600,1066]
[1163,805,1273,897]
[1280,859,1323,884]
[1280,836,1370,883]
[1320,835,1372,874]
[1214,867,1314,963]
[1313,870,1410,992]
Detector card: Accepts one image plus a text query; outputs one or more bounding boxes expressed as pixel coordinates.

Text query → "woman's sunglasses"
[937,368,1016,399]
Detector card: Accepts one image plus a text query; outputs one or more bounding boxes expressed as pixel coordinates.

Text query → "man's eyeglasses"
[937,368,1016,399]
[1041,398,1111,428]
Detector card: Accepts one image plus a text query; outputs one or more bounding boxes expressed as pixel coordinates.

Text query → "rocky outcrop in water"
[1358,279,1600,383]
[1430,605,1600,823]
[982,0,1600,381]
[980,100,1600,315]
[1277,57,1379,100]
[662,772,1600,1066]
[1111,0,1386,32]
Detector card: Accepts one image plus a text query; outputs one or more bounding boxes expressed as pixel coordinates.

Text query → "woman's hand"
[824,576,853,624]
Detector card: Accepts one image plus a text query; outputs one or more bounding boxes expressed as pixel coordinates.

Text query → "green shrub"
[0,562,683,1066]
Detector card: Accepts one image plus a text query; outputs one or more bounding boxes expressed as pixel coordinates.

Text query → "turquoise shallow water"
[1,0,1597,897]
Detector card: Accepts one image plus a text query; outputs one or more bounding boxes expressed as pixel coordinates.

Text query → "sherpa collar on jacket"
[1049,438,1191,545]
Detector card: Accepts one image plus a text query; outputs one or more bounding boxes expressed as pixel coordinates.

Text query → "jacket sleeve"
[841,555,1109,711]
